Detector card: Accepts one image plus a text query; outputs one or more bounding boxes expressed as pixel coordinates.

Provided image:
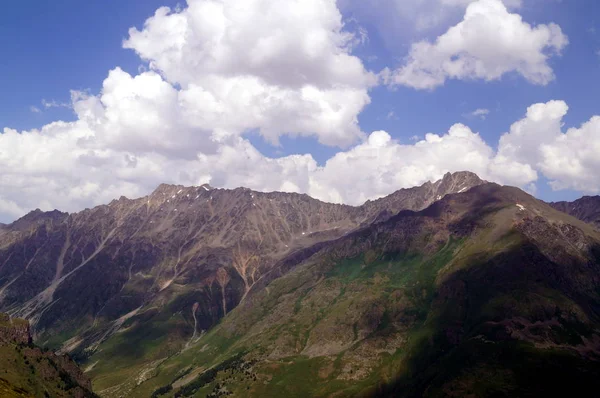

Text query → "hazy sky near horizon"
[0,0,599,221]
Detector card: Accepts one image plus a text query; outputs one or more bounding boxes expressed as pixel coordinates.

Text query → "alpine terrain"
[1,172,600,397]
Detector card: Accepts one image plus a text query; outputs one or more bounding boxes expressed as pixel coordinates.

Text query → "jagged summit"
[438,170,485,190]
[147,171,484,208]
[5,208,67,234]
[5,172,485,230]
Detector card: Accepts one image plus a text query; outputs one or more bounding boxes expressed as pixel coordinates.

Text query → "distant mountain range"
[1,172,599,397]
[550,196,600,230]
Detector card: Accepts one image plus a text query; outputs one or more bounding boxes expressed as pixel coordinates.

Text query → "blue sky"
[0,0,178,130]
[0,0,599,221]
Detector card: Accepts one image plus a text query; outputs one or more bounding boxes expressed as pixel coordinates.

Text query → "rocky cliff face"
[550,196,600,230]
[0,313,96,398]
[0,172,483,358]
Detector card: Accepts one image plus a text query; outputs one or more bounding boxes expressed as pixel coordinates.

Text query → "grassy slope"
[0,341,96,398]
[119,237,474,397]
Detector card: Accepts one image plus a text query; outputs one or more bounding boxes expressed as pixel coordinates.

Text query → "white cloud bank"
[0,0,595,223]
[386,0,568,89]
[497,101,600,193]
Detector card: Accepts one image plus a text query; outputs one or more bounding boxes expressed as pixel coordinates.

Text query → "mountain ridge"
[2,172,600,397]
[7,171,484,226]
[0,172,485,353]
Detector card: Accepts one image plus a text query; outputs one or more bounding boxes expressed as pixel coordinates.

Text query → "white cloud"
[387,0,568,90]
[122,0,376,147]
[338,0,522,51]
[29,106,41,114]
[0,0,374,221]
[497,101,600,194]
[540,117,600,192]
[307,124,536,204]
[386,110,399,120]
[0,79,537,221]
[74,68,219,159]
[465,108,490,120]
[42,99,71,109]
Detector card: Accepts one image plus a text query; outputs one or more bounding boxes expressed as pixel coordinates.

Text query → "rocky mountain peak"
[125,181,600,398]
[5,208,67,234]
[437,170,486,193]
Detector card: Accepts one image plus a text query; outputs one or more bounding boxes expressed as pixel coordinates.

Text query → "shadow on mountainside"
[367,242,600,398]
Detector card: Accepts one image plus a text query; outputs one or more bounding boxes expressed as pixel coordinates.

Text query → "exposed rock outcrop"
[0,313,96,397]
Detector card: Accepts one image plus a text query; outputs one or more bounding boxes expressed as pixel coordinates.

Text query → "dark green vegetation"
[0,313,97,398]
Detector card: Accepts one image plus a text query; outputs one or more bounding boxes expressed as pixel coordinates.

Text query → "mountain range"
[1,171,599,397]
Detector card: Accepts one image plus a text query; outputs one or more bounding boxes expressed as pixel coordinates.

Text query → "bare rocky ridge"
[0,172,484,357]
[550,196,600,230]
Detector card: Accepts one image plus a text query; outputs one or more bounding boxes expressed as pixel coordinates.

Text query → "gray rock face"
[0,172,484,354]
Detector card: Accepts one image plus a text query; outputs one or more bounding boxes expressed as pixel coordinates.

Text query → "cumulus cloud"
[387,0,568,89]
[0,0,373,220]
[339,0,522,52]
[122,0,376,147]
[73,68,220,159]
[497,101,600,193]
[308,124,536,204]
